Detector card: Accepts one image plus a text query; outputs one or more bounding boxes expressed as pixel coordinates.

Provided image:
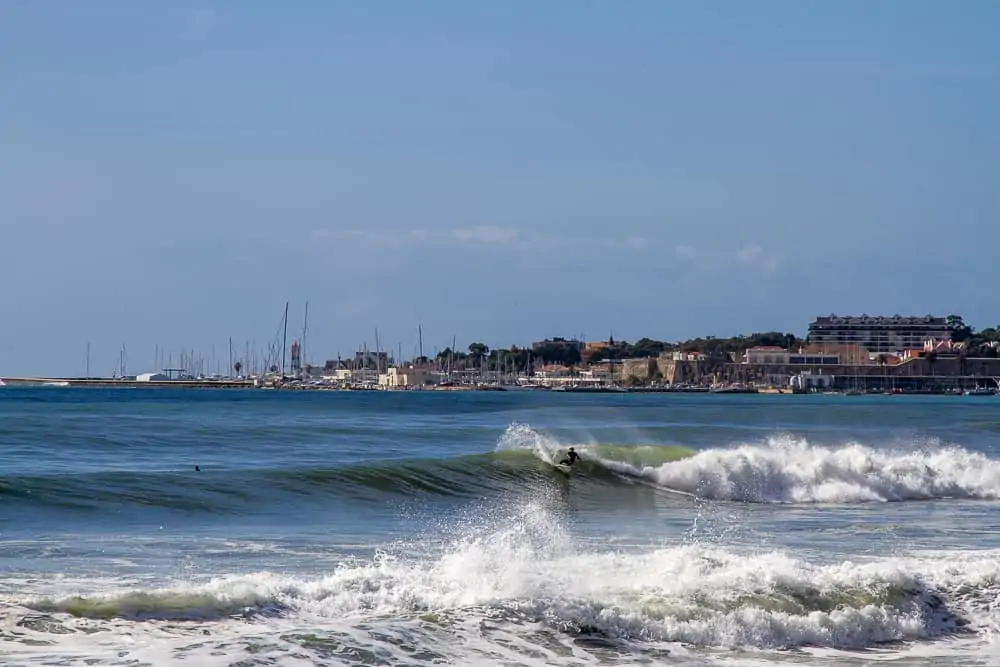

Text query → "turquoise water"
[2,388,1000,666]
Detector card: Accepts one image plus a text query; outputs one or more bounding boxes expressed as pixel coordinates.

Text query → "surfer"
[559,447,580,466]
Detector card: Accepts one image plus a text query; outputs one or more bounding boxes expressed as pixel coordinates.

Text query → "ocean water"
[2,388,1000,666]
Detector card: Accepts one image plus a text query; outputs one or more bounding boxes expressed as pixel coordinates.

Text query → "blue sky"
[2,1,998,376]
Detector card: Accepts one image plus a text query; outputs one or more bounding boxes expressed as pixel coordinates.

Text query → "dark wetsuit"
[560,450,580,466]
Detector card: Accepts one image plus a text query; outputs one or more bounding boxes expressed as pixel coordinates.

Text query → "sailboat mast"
[302,301,309,375]
[449,335,456,379]
[281,301,289,377]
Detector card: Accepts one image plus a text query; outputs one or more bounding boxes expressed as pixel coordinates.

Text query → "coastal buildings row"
[323,337,999,393]
[504,314,1000,393]
[6,311,998,393]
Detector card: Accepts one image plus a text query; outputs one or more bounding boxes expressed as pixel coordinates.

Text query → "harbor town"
[3,313,1000,396]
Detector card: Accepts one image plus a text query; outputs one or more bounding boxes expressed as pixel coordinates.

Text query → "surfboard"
[554,463,572,475]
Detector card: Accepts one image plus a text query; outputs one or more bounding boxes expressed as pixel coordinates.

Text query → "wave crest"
[6,425,1000,510]
[637,435,1000,503]
[498,425,1000,504]
[14,504,996,651]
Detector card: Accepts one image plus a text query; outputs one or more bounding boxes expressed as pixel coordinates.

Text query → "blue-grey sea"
[2,388,1000,666]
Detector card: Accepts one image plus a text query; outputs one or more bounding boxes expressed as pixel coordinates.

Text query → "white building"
[807,314,949,354]
[378,367,430,388]
[789,371,834,391]
[670,351,706,361]
[135,372,170,382]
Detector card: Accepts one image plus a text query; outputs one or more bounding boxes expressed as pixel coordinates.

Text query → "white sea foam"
[496,422,565,465]
[6,427,1000,665]
[3,501,1000,666]
[631,435,1000,503]
[496,423,1000,503]
[494,421,1000,504]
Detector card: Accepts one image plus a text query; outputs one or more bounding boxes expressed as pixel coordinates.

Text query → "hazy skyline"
[2,2,998,376]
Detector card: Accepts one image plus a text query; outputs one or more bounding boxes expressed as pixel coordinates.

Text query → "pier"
[0,377,256,389]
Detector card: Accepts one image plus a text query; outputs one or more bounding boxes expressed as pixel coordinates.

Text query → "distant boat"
[560,385,628,393]
[964,387,996,396]
[710,384,757,394]
[513,383,549,391]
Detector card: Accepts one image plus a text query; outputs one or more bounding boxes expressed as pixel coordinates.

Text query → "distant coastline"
[0,375,995,397]
[4,314,998,396]
[0,377,255,389]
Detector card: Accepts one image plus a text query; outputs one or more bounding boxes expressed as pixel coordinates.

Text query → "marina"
[4,306,998,396]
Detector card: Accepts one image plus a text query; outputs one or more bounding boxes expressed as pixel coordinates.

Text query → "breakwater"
[0,377,256,389]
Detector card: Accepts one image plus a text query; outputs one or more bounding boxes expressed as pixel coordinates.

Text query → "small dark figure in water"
[559,447,580,466]
[194,465,201,472]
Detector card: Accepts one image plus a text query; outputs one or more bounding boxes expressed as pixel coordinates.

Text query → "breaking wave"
[6,424,1000,515]
[4,502,999,666]
[607,435,1000,504]
[499,424,1000,504]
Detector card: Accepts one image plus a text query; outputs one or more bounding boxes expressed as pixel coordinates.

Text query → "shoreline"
[0,376,993,396]
[0,376,255,389]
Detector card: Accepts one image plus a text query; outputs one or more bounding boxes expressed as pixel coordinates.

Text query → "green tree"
[947,314,974,342]
[468,342,489,357]
[968,326,1000,355]
[533,341,582,366]
[632,338,666,358]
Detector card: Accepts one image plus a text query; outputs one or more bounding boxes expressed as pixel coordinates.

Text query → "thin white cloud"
[450,226,520,244]
[313,227,516,246]
[309,227,653,257]
[736,244,779,273]
[736,244,763,263]
[675,245,697,259]
[623,236,650,251]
